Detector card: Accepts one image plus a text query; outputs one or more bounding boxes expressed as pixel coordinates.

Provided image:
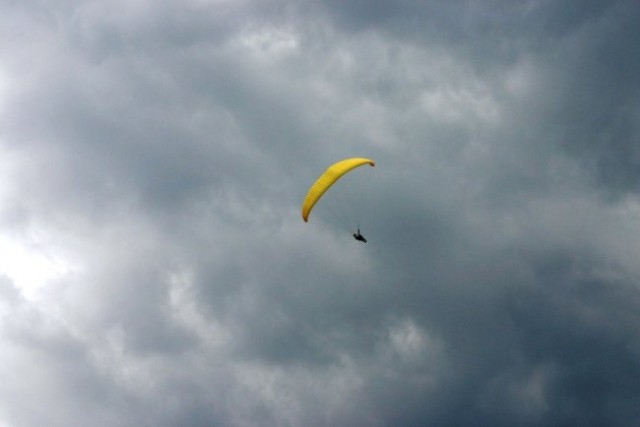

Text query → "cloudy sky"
[2,1,640,426]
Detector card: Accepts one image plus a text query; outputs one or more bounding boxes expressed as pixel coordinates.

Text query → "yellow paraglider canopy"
[301,157,375,222]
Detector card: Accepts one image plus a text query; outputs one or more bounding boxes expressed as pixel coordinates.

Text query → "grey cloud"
[2,1,640,426]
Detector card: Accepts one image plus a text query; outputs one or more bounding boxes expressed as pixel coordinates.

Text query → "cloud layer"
[2,1,640,426]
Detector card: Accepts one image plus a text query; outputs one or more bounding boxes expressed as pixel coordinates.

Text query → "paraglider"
[301,157,375,241]
[353,229,367,243]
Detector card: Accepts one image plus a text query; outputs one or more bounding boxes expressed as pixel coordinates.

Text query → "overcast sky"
[2,1,640,426]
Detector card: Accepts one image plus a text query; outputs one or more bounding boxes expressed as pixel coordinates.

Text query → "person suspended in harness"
[353,229,367,243]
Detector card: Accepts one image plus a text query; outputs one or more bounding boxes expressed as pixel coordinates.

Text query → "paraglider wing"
[301,157,375,222]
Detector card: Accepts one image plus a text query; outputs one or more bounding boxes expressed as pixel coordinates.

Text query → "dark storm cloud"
[1,0,640,426]
[533,4,640,194]
[317,0,640,193]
